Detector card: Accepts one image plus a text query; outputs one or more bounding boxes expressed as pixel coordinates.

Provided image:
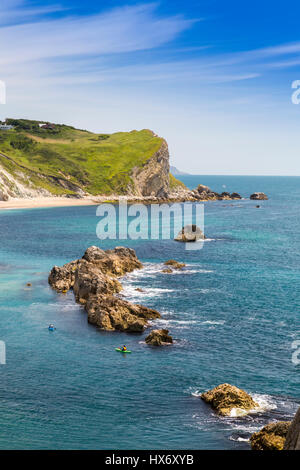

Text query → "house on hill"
[39,122,55,130]
[0,121,14,130]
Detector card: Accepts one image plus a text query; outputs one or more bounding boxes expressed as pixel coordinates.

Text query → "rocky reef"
[145,329,173,346]
[48,246,160,332]
[250,421,291,450]
[201,383,259,416]
[284,406,300,450]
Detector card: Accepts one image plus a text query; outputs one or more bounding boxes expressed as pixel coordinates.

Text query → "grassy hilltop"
[0,119,177,196]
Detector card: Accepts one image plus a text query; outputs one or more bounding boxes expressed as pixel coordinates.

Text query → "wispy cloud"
[0,0,65,26]
[0,3,194,66]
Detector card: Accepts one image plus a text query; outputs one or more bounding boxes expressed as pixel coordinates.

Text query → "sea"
[0,175,299,449]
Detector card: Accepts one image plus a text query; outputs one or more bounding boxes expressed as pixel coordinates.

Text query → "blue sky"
[1,0,300,175]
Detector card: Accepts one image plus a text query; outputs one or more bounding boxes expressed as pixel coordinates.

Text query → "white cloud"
[0,3,193,66]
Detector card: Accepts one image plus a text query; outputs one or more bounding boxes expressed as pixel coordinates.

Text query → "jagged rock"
[284,406,300,449]
[162,268,173,273]
[83,245,142,275]
[48,260,79,292]
[164,260,185,270]
[250,192,268,200]
[197,184,213,194]
[86,295,160,332]
[49,246,161,332]
[201,383,259,416]
[250,422,291,450]
[145,329,173,346]
[73,260,122,304]
[175,225,205,242]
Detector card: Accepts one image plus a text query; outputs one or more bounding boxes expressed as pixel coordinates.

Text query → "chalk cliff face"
[130,139,170,198]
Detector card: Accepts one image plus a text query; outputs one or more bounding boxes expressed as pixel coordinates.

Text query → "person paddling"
[121,345,127,352]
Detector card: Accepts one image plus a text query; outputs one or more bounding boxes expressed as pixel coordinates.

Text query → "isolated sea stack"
[49,246,160,332]
[201,383,259,416]
[175,225,205,242]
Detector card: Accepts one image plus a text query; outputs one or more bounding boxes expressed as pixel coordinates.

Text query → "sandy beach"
[0,197,100,211]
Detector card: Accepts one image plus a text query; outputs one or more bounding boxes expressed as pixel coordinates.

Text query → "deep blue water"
[0,175,299,449]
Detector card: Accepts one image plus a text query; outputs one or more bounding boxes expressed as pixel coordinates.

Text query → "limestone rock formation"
[86,295,160,332]
[49,246,160,332]
[175,225,205,242]
[201,383,259,416]
[131,138,170,199]
[250,192,268,200]
[284,406,300,450]
[145,329,173,346]
[250,421,291,450]
[163,260,185,270]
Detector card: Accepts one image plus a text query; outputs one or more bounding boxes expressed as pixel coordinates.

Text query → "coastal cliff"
[0,119,184,201]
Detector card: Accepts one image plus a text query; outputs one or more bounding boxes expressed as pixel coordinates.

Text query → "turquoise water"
[0,175,299,449]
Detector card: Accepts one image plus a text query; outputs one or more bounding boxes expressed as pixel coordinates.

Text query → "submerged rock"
[145,329,173,346]
[284,406,300,450]
[250,421,291,450]
[250,192,268,200]
[49,246,160,333]
[175,225,205,242]
[164,259,185,270]
[162,268,173,274]
[201,383,259,416]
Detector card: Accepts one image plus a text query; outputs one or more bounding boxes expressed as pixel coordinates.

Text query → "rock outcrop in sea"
[48,246,160,332]
[250,192,268,200]
[175,225,205,242]
[250,421,291,450]
[145,329,173,346]
[163,260,186,270]
[201,383,259,416]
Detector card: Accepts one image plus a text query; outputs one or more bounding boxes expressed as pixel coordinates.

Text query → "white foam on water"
[152,318,197,330]
[200,320,226,325]
[229,436,250,442]
[121,285,175,301]
[250,393,278,413]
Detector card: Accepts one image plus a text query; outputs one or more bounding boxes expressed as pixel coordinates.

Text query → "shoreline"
[0,197,100,211]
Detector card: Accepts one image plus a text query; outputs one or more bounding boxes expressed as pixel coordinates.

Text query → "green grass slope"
[0,119,164,196]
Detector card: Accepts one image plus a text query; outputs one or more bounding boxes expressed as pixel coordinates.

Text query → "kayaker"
[122,345,127,351]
